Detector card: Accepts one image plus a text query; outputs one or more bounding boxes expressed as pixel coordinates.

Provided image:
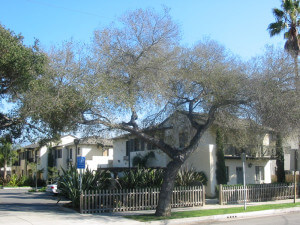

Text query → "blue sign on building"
[77,156,86,169]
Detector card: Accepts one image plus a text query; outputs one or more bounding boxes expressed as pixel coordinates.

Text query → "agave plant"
[58,166,112,208]
[175,166,207,187]
[119,168,164,189]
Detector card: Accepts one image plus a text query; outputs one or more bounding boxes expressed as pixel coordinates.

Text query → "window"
[56,149,62,159]
[126,140,131,156]
[134,138,139,151]
[255,166,264,182]
[69,148,72,159]
[225,166,229,183]
[35,150,40,162]
[140,140,145,151]
[147,142,155,150]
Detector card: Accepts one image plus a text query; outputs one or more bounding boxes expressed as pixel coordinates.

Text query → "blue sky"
[1,0,284,60]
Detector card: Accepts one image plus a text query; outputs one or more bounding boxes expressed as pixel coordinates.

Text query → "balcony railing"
[224,144,278,158]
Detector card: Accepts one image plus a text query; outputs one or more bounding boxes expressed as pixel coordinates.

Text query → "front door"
[236,167,243,184]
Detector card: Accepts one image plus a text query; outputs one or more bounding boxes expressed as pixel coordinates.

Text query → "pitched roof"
[23,143,40,149]
[79,136,113,147]
[61,136,113,147]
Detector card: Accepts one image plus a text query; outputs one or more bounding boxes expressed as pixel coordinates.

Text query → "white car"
[46,183,59,194]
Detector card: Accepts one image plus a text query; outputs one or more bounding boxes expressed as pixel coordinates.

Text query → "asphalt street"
[0,189,138,225]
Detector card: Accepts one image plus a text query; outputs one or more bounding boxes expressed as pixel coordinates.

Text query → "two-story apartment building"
[112,112,295,197]
[12,135,113,182]
[52,136,113,175]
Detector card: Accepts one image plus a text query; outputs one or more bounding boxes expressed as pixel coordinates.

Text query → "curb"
[2,187,32,190]
[143,207,300,225]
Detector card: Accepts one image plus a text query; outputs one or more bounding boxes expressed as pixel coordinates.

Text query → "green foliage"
[215,129,227,185]
[0,24,46,96]
[276,134,285,183]
[5,174,41,187]
[0,24,47,137]
[119,167,207,189]
[38,186,47,192]
[58,166,112,208]
[175,166,207,187]
[0,137,16,167]
[47,147,59,183]
[132,152,156,168]
[119,168,164,189]
[7,174,18,186]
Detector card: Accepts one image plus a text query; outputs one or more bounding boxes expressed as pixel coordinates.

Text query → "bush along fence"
[80,185,205,214]
[219,183,300,205]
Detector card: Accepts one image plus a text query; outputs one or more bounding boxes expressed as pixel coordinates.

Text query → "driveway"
[0,189,139,225]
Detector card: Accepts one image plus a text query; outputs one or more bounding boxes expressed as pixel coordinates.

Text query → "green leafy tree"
[276,134,286,183]
[215,128,227,185]
[0,136,16,179]
[268,0,300,87]
[0,24,46,137]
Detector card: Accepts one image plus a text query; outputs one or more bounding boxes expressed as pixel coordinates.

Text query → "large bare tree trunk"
[155,159,183,217]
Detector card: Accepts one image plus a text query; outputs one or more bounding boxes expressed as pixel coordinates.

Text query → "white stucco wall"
[113,138,128,168]
[225,158,271,185]
[38,146,48,180]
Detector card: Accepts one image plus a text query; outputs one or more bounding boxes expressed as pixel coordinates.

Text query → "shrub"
[132,152,156,168]
[119,168,164,189]
[175,166,207,187]
[58,166,112,208]
[7,174,19,187]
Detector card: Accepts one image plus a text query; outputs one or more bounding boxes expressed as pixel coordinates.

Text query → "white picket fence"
[219,183,299,205]
[80,185,205,214]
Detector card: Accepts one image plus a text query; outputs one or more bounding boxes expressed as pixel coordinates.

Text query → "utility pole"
[294,150,298,203]
[242,152,247,210]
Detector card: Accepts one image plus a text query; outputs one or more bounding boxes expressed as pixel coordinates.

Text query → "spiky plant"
[119,168,164,189]
[58,166,112,208]
[175,166,207,187]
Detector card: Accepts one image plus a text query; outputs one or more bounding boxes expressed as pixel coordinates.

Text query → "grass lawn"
[125,202,300,222]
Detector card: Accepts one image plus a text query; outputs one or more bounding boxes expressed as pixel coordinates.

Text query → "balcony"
[224,144,277,159]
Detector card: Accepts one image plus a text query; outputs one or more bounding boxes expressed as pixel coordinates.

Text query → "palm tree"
[268,0,300,87]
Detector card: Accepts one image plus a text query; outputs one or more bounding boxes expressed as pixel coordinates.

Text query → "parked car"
[46,183,59,195]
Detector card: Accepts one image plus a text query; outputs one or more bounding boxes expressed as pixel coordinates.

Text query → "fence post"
[219,184,223,205]
[80,192,83,214]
